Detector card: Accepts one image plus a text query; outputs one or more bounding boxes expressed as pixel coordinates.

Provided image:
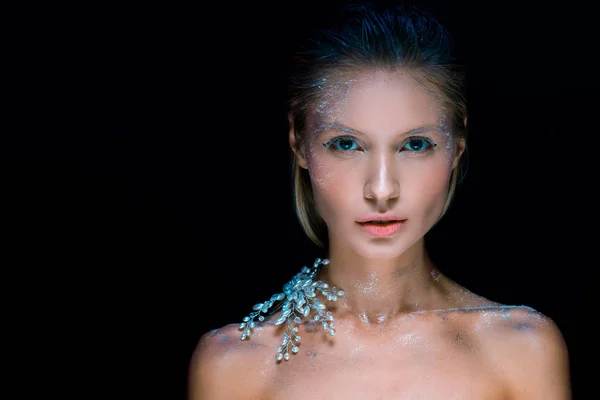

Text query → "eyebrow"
[315,122,444,137]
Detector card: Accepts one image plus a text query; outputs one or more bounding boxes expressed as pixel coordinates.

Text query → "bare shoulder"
[477,305,568,355]
[474,306,572,399]
[187,323,277,400]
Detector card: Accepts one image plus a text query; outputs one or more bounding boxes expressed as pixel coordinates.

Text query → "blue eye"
[323,136,360,151]
[323,135,436,154]
[402,137,436,152]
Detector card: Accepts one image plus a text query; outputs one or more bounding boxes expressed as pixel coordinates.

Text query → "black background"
[4,0,594,398]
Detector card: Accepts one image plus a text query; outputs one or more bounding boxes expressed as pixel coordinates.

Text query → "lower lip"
[358,221,405,236]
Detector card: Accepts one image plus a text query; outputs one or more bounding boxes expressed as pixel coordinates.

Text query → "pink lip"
[356,214,405,223]
[357,220,406,236]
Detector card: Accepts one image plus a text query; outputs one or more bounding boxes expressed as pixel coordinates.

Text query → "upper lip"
[356,214,407,223]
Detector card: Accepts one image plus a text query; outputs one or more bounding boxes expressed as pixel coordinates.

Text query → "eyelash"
[322,135,437,154]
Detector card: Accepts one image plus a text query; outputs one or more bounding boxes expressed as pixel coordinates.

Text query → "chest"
[263,334,505,400]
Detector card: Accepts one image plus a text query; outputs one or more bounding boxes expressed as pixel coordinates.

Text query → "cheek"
[407,157,454,212]
[304,140,347,189]
[304,145,359,220]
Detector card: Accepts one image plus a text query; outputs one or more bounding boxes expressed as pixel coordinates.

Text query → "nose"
[363,152,400,203]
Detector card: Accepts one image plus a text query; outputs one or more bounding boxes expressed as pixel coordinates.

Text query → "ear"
[452,115,468,169]
[288,114,308,169]
[452,138,466,169]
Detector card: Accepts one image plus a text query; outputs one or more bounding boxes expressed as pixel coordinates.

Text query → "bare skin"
[188,71,571,399]
[189,274,570,399]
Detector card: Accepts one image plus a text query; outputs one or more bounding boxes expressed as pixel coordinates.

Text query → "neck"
[319,238,445,322]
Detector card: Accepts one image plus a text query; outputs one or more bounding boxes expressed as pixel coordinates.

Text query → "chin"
[348,239,415,260]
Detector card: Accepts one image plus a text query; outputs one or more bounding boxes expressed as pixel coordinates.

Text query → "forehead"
[312,70,444,133]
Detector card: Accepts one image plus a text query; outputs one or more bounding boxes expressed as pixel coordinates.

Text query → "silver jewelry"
[239,258,345,361]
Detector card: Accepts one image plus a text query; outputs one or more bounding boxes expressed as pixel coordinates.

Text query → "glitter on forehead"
[313,121,360,136]
[438,113,452,137]
[313,77,357,123]
[434,112,456,160]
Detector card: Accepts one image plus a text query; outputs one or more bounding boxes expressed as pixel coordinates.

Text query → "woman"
[188,3,571,399]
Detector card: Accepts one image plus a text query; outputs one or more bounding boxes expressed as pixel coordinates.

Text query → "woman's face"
[291,70,465,259]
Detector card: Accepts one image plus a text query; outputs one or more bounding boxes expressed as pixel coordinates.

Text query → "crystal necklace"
[239,257,345,362]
